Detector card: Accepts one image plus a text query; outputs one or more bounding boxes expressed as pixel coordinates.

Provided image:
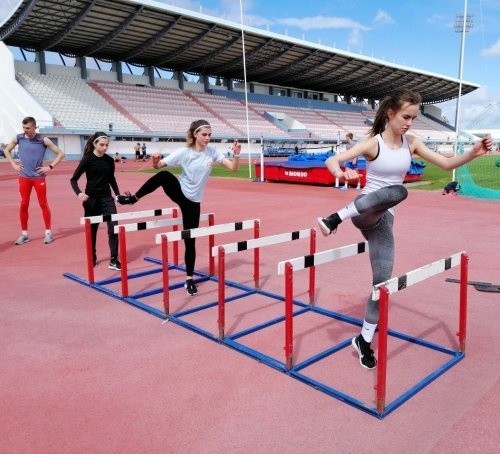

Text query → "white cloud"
[481,39,500,58]
[277,16,370,31]
[348,29,363,50]
[373,10,394,26]
[241,14,274,28]
[438,86,500,129]
[426,14,445,24]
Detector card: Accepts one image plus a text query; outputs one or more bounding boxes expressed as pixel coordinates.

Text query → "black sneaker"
[184,279,198,296]
[116,192,137,205]
[317,213,341,237]
[352,335,377,370]
[109,257,121,270]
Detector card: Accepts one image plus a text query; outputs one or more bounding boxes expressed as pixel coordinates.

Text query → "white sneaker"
[43,232,54,244]
[15,234,29,245]
[317,217,332,236]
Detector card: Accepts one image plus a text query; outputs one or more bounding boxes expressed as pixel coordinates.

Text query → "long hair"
[186,119,211,147]
[83,131,109,155]
[370,89,422,137]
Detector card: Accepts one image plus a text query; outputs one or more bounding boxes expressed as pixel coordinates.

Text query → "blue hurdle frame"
[64,222,468,419]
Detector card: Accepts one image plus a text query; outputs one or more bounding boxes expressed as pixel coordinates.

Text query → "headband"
[194,124,211,133]
[93,135,109,143]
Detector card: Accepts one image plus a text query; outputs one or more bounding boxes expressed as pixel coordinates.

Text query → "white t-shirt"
[161,145,225,202]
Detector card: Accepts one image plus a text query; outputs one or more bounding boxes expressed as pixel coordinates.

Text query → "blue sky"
[2,0,499,129]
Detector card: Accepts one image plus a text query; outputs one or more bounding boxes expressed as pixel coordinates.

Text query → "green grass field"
[410,160,452,191]
[462,155,500,190]
[412,156,500,191]
[139,156,500,192]
[141,164,251,179]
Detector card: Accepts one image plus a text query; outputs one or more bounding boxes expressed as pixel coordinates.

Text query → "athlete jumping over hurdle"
[117,119,242,296]
[316,89,493,370]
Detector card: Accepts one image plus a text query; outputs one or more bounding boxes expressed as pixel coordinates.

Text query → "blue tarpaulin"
[288,153,425,175]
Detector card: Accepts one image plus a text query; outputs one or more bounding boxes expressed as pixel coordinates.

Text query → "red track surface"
[1,159,499,452]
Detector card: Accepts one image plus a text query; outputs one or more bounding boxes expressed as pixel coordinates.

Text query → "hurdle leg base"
[377,398,385,415]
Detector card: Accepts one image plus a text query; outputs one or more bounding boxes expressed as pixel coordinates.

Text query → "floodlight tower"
[453,1,473,181]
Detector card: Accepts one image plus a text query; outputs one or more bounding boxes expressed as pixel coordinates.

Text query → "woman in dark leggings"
[70,132,121,271]
[317,89,492,370]
[117,119,242,296]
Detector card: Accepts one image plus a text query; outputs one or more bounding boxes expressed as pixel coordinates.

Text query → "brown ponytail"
[370,89,422,137]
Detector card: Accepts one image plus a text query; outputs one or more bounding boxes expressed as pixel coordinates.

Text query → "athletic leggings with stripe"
[135,171,200,276]
[350,184,408,324]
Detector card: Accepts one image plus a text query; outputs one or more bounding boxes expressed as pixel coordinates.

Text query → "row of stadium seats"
[16,72,454,140]
[17,72,142,132]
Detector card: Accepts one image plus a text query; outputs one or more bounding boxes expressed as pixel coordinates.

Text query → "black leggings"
[83,196,118,260]
[135,171,200,276]
[350,185,408,324]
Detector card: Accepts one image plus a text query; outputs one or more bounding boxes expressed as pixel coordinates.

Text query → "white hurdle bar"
[372,251,468,415]
[212,228,316,339]
[156,219,260,315]
[277,241,369,369]
[80,207,177,225]
[80,207,177,284]
[115,212,214,297]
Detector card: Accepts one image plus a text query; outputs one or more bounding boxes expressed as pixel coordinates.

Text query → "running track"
[1,160,498,452]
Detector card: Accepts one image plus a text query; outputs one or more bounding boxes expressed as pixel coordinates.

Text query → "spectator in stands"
[70,132,122,271]
[116,119,242,296]
[3,116,65,245]
[316,88,493,370]
[344,132,360,189]
[141,142,147,161]
[134,143,141,161]
[345,132,356,151]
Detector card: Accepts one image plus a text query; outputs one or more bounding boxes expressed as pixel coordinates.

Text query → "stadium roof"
[0,0,479,104]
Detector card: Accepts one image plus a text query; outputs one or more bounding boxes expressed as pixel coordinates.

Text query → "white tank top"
[362,134,412,214]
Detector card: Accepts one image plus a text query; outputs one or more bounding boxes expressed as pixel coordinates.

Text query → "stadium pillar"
[35,51,46,75]
[202,74,209,92]
[174,70,184,90]
[146,66,155,86]
[113,61,123,83]
[76,56,87,80]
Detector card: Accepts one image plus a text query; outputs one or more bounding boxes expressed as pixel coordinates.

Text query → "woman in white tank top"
[317,89,493,370]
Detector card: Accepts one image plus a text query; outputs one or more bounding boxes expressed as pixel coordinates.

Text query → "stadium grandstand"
[0,0,483,161]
